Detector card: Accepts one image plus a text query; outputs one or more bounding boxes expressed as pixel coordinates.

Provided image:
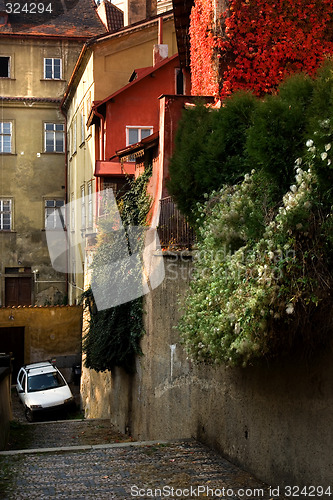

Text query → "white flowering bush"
[179,124,333,367]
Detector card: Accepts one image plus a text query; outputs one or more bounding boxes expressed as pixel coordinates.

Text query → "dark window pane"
[0,57,10,78]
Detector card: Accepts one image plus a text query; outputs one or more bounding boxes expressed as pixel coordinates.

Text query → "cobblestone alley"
[0,392,277,499]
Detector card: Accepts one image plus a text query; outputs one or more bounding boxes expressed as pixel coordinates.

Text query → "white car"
[16,361,75,422]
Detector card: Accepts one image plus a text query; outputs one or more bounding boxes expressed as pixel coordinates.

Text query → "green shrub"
[179,63,333,367]
[167,93,257,225]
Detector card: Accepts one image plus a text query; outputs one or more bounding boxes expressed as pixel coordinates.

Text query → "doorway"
[0,326,25,379]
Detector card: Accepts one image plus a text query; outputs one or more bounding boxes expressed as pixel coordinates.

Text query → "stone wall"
[83,254,333,489]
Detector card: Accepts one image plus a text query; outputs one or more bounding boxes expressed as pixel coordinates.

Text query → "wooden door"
[5,277,32,306]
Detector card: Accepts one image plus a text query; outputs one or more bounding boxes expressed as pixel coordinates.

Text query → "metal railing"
[158,197,195,250]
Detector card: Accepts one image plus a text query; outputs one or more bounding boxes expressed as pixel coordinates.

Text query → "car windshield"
[27,372,66,392]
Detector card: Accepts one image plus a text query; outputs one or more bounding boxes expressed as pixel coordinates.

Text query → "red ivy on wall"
[190,0,333,98]
[189,0,220,96]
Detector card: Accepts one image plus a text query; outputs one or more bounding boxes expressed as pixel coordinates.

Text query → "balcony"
[94,160,135,177]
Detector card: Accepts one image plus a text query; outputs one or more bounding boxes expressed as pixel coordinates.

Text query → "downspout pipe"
[93,107,105,161]
[92,107,105,218]
[158,16,163,45]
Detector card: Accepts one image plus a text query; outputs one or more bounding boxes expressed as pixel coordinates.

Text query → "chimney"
[153,17,168,66]
[124,0,157,27]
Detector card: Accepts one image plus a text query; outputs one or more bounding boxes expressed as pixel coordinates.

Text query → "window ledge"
[0,153,16,156]
[42,151,65,155]
[0,77,16,81]
[40,79,66,82]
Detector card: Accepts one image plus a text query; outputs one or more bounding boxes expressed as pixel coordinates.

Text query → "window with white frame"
[0,122,12,153]
[87,182,93,228]
[81,185,86,229]
[126,126,153,146]
[72,119,77,155]
[44,123,64,153]
[44,58,62,79]
[0,199,11,230]
[70,193,75,231]
[126,126,153,161]
[80,108,85,145]
[45,199,65,230]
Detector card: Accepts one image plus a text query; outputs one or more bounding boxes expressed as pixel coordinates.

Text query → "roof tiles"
[0,0,109,38]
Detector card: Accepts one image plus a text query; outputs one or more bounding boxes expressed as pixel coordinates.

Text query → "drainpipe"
[158,16,163,45]
[92,107,105,219]
[93,107,105,162]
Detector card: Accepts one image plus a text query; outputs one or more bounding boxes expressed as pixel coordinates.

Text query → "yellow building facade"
[0,1,108,307]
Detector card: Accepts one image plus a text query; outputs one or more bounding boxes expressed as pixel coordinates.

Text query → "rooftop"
[0,0,110,38]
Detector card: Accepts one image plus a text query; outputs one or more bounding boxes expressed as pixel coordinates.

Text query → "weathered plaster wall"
[106,254,333,490]
[80,366,112,419]
[0,306,82,380]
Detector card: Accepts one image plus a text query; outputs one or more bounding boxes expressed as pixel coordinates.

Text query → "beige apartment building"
[0,0,114,307]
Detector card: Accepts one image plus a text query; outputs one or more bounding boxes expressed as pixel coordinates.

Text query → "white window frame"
[0,198,12,230]
[81,185,86,229]
[126,126,153,146]
[0,121,12,153]
[87,182,93,228]
[71,119,77,155]
[80,108,85,145]
[44,199,65,230]
[126,126,153,162]
[44,58,62,80]
[70,193,75,232]
[44,123,65,153]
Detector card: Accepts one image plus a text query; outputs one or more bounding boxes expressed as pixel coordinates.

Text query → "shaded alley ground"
[0,392,280,499]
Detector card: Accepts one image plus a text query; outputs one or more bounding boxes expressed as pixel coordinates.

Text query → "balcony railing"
[158,196,195,250]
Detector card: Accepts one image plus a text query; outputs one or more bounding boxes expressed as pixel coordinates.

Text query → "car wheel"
[25,407,34,423]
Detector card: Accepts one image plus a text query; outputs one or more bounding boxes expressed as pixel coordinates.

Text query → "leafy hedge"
[178,63,333,367]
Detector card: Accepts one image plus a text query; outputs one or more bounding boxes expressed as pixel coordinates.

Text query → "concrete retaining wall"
[83,254,333,489]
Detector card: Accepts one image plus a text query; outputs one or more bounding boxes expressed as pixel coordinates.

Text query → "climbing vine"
[190,0,333,98]
[81,166,152,373]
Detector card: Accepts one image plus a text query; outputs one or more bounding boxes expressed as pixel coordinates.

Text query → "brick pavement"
[0,440,276,500]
